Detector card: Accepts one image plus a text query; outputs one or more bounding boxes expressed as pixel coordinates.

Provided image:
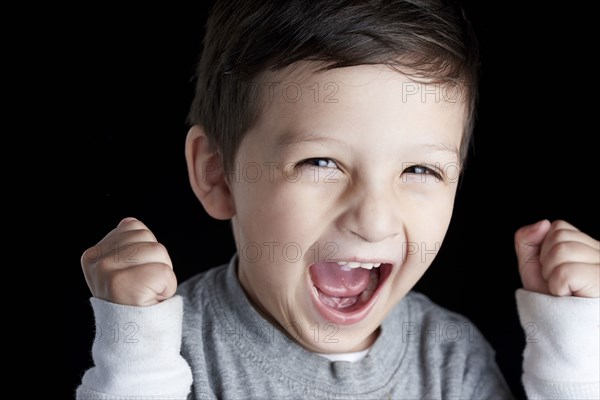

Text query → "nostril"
[348,229,399,244]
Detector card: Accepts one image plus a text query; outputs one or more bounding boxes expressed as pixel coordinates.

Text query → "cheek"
[235,178,330,241]
[231,182,325,282]
[385,194,455,302]
[403,190,456,260]
[428,195,455,236]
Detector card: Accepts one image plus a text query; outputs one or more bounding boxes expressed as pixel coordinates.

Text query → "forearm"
[76,296,193,399]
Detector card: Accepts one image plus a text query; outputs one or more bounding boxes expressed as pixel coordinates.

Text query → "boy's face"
[229,63,465,353]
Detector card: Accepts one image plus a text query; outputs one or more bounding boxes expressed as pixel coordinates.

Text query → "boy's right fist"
[81,218,177,306]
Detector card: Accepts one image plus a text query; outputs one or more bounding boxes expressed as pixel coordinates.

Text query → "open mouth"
[308,260,393,325]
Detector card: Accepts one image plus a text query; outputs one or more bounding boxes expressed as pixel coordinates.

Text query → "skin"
[81,63,600,355]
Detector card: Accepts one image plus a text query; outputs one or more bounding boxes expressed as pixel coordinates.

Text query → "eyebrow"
[413,143,460,159]
[276,131,350,150]
[276,131,459,159]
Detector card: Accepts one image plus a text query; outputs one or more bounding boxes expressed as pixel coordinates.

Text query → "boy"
[77,0,599,398]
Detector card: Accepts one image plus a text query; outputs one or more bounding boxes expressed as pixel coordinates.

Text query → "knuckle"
[550,219,568,230]
[81,245,101,266]
[146,240,166,252]
[95,255,117,274]
[155,262,175,278]
[119,228,156,243]
[121,219,147,230]
[546,241,572,263]
[146,241,170,260]
[546,228,571,246]
[550,263,574,285]
[128,228,157,243]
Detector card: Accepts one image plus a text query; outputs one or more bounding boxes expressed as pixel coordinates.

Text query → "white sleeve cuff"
[77,296,192,398]
[516,289,599,399]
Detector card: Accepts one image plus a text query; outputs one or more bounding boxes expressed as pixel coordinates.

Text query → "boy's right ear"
[185,125,236,220]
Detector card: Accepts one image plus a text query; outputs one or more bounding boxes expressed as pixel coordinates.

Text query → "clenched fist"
[515,219,600,298]
[81,217,177,306]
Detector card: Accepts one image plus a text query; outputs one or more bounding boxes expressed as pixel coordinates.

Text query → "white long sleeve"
[516,289,600,399]
[76,296,192,399]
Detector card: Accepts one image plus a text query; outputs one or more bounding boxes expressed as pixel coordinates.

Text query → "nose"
[337,183,402,243]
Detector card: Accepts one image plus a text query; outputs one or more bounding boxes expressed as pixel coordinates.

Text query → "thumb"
[514,219,552,293]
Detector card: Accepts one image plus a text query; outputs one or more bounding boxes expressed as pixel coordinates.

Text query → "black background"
[65,2,598,398]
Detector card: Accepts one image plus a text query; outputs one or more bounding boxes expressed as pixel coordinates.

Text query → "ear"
[185,125,236,220]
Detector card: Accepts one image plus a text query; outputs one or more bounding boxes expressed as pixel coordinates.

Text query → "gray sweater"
[77,256,600,399]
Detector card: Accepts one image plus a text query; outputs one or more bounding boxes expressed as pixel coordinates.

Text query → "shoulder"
[399,291,496,357]
[394,292,514,398]
[176,263,229,311]
[177,263,227,294]
[404,291,472,325]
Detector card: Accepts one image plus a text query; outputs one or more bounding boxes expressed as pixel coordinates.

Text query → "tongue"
[309,262,370,297]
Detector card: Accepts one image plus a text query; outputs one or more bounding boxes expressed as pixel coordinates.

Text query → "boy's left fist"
[514,219,599,298]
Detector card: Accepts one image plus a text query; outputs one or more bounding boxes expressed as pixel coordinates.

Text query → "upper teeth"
[337,261,382,270]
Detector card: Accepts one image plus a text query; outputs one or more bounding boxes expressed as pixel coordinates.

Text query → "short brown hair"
[188,0,479,172]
